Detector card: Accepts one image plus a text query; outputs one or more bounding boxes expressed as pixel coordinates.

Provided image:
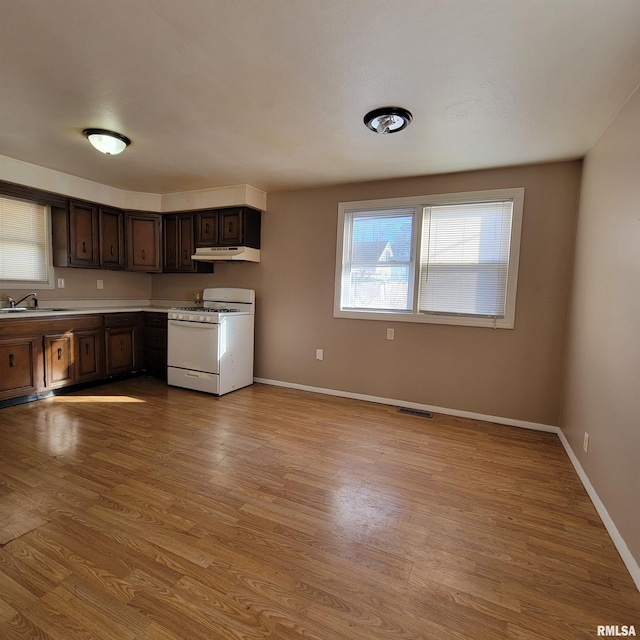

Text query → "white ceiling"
[2,0,640,195]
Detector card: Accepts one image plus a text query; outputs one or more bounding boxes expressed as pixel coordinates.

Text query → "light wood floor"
[0,378,638,640]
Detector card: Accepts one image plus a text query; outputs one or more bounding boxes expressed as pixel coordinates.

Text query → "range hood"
[191,246,261,263]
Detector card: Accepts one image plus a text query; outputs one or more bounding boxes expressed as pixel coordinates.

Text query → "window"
[0,195,53,288]
[334,188,524,328]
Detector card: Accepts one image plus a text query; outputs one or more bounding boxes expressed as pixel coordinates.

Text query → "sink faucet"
[9,292,38,308]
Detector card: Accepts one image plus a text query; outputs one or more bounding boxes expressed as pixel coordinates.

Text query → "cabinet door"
[75,329,104,382]
[0,338,38,400]
[219,209,243,245]
[69,201,99,267]
[126,213,161,272]
[105,328,136,374]
[178,214,195,270]
[99,207,125,269]
[163,214,179,271]
[196,211,218,246]
[44,333,74,388]
[143,314,167,378]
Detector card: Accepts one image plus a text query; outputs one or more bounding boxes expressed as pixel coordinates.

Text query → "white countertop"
[0,306,172,319]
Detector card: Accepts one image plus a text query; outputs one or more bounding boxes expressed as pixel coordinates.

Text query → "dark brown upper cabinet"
[163,212,213,273]
[99,207,125,269]
[69,201,100,266]
[195,207,261,248]
[126,212,162,272]
[52,201,125,270]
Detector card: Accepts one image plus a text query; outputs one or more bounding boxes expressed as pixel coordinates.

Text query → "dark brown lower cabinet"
[143,312,167,378]
[0,311,159,405]
[75,329,104,383]
[44,333,74,389]
[0,337,39,401]
[105,313,142,376]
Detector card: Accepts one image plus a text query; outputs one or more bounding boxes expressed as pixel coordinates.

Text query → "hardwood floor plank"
[0,377,638,640]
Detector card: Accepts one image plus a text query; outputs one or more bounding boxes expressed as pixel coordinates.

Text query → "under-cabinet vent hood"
[191,246,260,263]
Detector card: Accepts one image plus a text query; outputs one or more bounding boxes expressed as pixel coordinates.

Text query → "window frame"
[0,194,54,290]
[334,188,524,329]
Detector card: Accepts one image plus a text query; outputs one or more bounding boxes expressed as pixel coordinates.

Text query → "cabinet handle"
[85,343,90,355]
[8,353,15,368]
[82,241,87,253]
[120,340,125,351]
[141,249,146,260]
[57,348,62,360]
[183,249,188,260]
[205,223,210,234]
[110,245,115,256]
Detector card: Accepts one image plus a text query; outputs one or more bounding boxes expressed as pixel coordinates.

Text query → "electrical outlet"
[57,278,65,288]
[583,432,590,453]
[386,328,395,340]
[315,348,324,361]
[97,279,104,290]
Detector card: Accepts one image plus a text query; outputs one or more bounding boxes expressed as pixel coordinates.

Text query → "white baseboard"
[253,377,559,432]
[556,431,640,591]
[253,376,640,591]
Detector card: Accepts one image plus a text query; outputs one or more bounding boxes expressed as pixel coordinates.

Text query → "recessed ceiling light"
[83,128,131,155]
[364,107,413,134]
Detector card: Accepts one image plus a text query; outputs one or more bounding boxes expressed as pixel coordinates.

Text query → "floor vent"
[397,407,433,418]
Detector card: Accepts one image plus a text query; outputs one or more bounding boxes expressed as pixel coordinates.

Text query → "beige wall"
[152,161,581,426]
[561,88,640,565]
[0,267,151,307]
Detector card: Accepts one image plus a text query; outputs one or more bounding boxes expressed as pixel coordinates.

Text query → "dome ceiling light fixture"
[364,107,413,134]
[83,128,131,155]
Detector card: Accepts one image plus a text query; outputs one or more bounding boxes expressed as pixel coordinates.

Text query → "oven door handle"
[168,320,217,329]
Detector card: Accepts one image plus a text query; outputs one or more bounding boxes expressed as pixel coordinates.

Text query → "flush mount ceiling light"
[83,128,131,155]
[364,107,413,134]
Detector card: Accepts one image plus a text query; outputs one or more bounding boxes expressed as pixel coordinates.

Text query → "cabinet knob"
[8,353,15,368]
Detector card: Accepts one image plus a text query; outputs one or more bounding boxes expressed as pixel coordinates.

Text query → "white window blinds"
[419,200,513,318]
[341,208,415,311]
[0,196,49,283]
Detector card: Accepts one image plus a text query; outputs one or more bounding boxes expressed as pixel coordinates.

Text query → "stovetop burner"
[176,306,241,313]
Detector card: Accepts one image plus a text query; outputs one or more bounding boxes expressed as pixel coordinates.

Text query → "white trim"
[253,376,640,591]
[0,154,267,212]
[334,188,524,329]
[253,377,558,433]
[557,431,640,591]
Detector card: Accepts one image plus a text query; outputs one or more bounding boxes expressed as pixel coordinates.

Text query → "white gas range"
[167,287,255,396]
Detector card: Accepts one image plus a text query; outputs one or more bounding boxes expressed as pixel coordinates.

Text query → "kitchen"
[1,1,640,638]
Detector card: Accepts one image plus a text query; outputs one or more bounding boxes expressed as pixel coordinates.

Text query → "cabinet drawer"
[143,312,168,328]
[105,313,141,328]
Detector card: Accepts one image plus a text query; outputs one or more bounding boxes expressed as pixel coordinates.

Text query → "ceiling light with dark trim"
[83,128,131,155]
[364,107,413,134]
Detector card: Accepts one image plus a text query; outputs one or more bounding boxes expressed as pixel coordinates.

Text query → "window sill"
[333,308,514,329]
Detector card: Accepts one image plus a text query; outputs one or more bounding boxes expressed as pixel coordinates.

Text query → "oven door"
[167,320,219,374]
